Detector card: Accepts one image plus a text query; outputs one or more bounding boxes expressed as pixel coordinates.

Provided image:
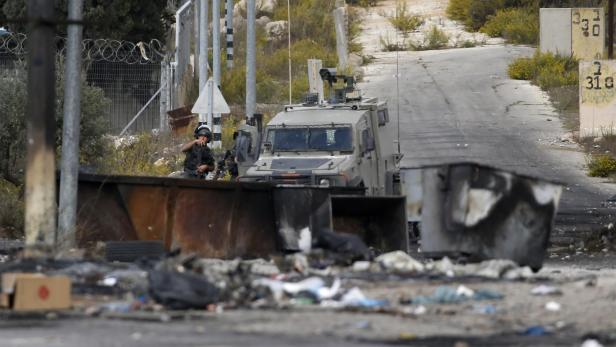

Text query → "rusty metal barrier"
[74,174,407,258]
[76,174,279,258]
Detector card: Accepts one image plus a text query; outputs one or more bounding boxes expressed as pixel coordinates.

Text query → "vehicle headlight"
[319,178,330,187]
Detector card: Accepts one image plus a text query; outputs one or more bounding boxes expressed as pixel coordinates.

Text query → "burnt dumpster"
[73,174,408,258]
[411,163,562,270]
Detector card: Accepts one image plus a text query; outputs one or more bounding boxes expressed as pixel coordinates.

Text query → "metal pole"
[246,0,256,120]
[212,0,222,148]
[225,0,234,69]
[159,61,170,130]
[57,0,84,251]
[609,0,614,59]
[24,0,56,255]
[174,1,192,88]
[212,0,221,85]
[333,6,348,70]
[199,0,210,124]
[287,0,292,104]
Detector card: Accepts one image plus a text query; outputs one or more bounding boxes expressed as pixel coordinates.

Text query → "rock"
[256,16,271,27]
[265,20,288,41]
[235,0,277,16]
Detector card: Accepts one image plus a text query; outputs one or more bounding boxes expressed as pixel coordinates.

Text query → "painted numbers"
[585,62,615,90]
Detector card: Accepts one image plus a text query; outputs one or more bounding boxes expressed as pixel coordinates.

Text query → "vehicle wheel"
[105,240,165,262]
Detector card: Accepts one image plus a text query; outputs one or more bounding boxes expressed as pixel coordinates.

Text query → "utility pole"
[333,2,348,70]
[24,0,56,255]
[199,0,210,124]
[212,0,222,148]
[246,0,256,120]
[609,0,614,59]
[225,0,233,69]
[57,0,84,251]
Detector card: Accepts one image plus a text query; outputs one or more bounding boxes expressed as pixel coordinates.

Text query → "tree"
[1,0,173,42]
[0,60,111,187]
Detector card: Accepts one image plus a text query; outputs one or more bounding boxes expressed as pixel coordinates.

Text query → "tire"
[105,241,165,262]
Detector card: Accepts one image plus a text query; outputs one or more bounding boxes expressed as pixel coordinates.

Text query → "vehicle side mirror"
[263,141,272,152]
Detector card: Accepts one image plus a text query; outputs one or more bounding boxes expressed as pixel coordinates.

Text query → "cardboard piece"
[1,273,71,311]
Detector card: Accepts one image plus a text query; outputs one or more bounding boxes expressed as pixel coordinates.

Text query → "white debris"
[375,251,425,273]
[581,339,604,347]
[545,301,561,312]
[531,285,562,296]
[456,285,474,298]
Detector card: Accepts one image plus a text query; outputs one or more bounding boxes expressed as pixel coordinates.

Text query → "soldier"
[181,124,215,178]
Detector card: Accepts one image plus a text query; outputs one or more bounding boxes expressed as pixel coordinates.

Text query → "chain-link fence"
[0,32,166,134]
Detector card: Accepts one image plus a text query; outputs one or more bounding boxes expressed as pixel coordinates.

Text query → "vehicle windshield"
[267,126,353,152]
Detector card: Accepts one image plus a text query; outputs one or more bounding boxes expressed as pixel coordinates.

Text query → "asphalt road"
[360,45,616,211]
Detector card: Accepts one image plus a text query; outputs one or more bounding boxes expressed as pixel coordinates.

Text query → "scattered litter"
[148,270,220,310]
[375,251,425,273]
[313,229,370,264]
[545,301,561,312]
[335,287,389,308]
[531,285,562,296]
[351,261,371,272]
[253,277,341,302]
[412,286,503,305]
[412,305,427,315]
[473,304,497,315]
[581,339,604,347]
[523,325,549,336]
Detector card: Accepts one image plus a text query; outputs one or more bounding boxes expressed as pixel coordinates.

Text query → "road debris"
[545,301,562,312]
[411,286,503,305]
[531,285,562,296]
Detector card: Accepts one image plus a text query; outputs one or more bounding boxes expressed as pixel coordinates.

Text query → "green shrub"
[481,7,538,44]
[447,0,539,31]
[0,61,110,187]
[508,51,578,89]
[588,154,616,177]
[447,0,471,21]
[380,34,407,51]
[0,179,23,238]
[99,133,184,176]
[409,26,450,51]
[388,1,423,35]
[347,0,382,8]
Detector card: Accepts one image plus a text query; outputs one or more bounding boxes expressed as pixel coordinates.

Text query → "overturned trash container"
[419,163,562,270]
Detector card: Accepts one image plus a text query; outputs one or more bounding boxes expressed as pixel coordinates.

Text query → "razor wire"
[0,32,166,64]
[0,32,167,133]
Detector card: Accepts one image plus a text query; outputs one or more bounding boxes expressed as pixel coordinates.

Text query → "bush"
[447,0,471,21]
[347,0,382,7]
[0,61,110,187]
[588,154,616,177]
[508,51,578,90]
[481,7,538,44]
[380,34,407,51]
[388,1,423,35]
[447,0,538,32]
[0,179,23,238]
[409,26,450,51]
[99,132,185,176]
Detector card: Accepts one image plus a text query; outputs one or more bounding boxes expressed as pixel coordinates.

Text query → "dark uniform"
[183,143,215,178]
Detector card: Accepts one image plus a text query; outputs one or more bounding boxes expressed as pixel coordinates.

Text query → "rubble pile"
[0,244,542,317]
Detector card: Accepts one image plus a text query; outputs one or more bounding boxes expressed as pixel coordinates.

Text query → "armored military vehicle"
[240,69,402,196]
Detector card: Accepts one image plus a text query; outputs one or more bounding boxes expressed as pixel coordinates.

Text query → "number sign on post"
[580,60,616,137]
[540,8,605,60]
[572,8,605,60]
